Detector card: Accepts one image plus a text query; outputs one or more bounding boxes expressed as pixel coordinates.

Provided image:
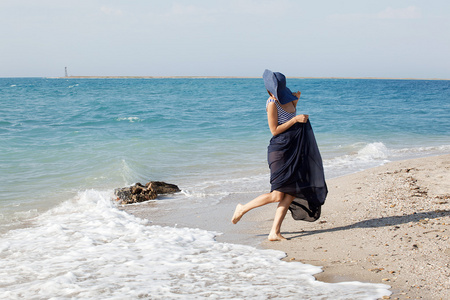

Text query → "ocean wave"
[390,144,450,156]
[0,189,390,299]
[324,142,390,171]
[324,142,450,178]
[0,208,41,233]
[179,171,269,203]
[181,189,230,199]
[356,142,389,159]
[116,117,142,123]
[119,159,136,186]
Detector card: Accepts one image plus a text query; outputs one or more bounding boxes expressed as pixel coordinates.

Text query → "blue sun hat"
[263,69,298,104]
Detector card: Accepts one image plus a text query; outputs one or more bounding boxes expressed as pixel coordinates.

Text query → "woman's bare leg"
[231,191,284,224]
[268,194,295,241]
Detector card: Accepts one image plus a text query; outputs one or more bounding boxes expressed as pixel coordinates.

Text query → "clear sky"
[1,0,449,78]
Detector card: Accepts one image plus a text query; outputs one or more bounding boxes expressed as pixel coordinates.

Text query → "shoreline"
[122,154,449,299]
[257,154,449,300]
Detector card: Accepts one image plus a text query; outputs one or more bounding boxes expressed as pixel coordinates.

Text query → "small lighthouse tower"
[65,67,68,77]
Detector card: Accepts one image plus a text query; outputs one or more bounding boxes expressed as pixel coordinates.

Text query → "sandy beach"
[251,154,449,300]
[123,154,449,299]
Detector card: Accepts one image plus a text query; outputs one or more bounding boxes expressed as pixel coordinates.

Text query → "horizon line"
[1,75,449,81]
[44,75,449,81]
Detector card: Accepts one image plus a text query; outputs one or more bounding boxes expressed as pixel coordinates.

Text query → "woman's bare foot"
[231,204,244,224]
[268,232,287,241]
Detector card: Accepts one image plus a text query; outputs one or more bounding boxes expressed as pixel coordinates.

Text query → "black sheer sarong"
[268,120,327,222]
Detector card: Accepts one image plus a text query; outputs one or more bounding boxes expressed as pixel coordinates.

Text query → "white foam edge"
[0,189,391,299]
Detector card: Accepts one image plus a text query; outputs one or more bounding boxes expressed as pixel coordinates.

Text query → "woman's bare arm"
[267,101,308,136]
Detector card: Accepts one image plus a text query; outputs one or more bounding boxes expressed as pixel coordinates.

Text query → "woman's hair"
[267,90,275,98]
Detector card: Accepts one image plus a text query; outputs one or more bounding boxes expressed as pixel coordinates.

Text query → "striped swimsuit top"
[266,98,296,125]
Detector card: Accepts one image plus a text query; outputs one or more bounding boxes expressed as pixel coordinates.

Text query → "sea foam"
[324,142,391,178]
[0,190,391,299]
[323,142,450,178]
[116,116,142,122]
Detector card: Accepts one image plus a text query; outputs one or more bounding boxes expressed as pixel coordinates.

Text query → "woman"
[231,69,327,241]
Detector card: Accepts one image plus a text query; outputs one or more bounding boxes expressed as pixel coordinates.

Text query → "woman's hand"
[293,91,301,100]
[294,114,308,123]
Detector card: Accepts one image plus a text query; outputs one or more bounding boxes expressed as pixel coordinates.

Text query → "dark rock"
[146,181,180,194]
[114,181,180,205]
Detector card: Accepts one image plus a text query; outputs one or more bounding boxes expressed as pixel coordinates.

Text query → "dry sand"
[256,155,450,300]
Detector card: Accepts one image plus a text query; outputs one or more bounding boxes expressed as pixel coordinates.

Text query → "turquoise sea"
[0,77,449,299]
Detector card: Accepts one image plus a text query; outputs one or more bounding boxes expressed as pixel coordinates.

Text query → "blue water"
[0,77,448,299]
